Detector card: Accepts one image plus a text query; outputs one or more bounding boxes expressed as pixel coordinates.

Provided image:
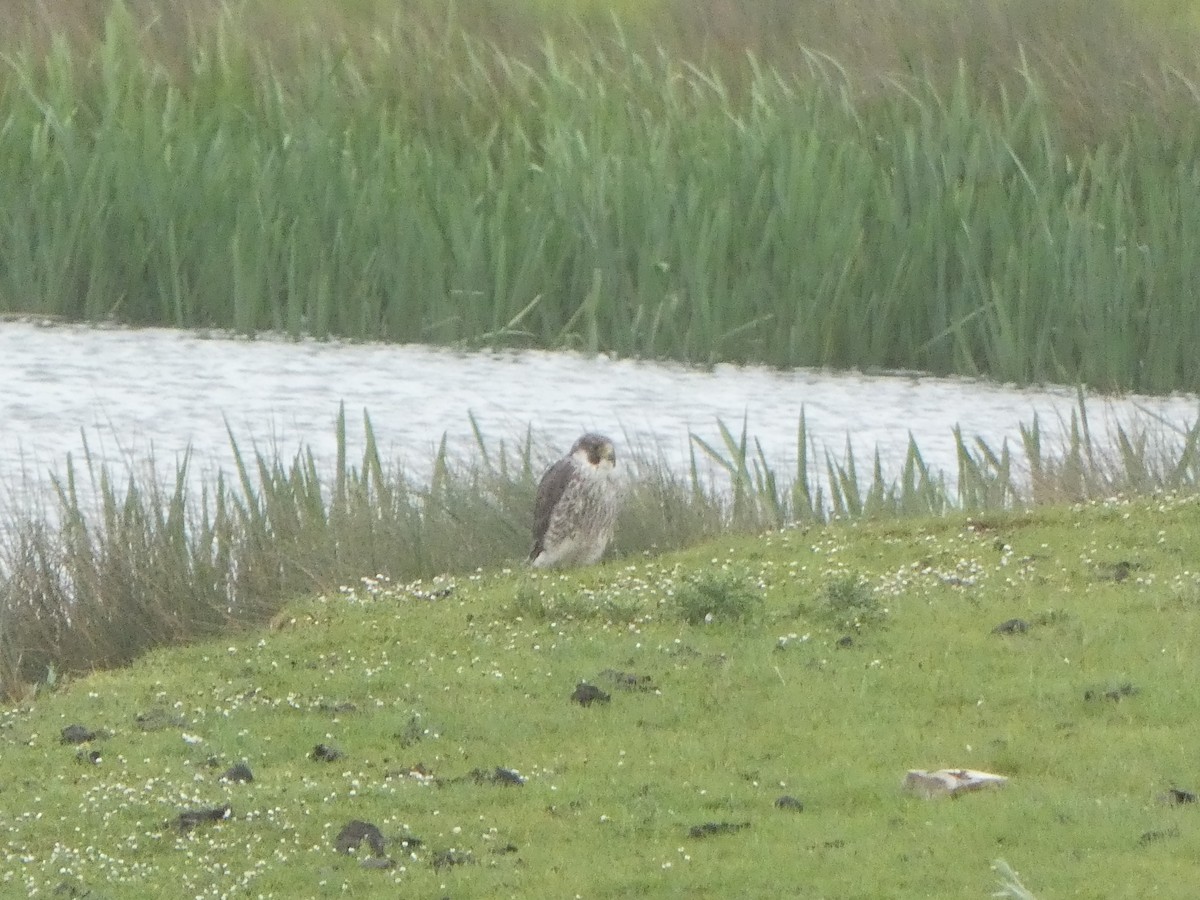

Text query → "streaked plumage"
[530,433,621,569]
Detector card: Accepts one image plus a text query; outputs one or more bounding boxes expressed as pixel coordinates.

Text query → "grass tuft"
[503,584,642,624]
[671,570,764,625]
[815,574,885,633]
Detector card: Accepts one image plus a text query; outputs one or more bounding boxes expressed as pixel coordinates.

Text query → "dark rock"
[60,724,96,745]
[335,820,386,856]
[836,635,854,648]
[774,795,804,812]
[220,763,254,783]
[571,683,611,706]
[484,768,528,787]
[992,618,1030,635]
[174,805,231,831]
[688,821,751,839]
[75,749,102,766]
[310,743,344,762]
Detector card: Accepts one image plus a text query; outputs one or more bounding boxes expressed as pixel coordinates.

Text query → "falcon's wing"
[530,457,575,560]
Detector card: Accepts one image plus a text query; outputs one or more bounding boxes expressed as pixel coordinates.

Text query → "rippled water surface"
[2,322,1197,500]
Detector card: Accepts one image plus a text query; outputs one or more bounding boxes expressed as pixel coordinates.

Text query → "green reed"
[2,398,1198,697]
[2,2,1200,391]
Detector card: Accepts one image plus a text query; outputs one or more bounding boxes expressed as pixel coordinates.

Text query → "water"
[2,320,1197,505]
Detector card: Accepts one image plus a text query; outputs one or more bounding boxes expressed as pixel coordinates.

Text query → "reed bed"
[2,1,1200,391]
[1,401,1199,698]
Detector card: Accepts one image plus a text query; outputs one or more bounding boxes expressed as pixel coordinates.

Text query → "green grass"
[1,496,1198,897]
[2,1,1200,391]
[671,570,765,626]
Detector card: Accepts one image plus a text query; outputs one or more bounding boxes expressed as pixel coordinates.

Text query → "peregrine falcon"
[530,433,621,569]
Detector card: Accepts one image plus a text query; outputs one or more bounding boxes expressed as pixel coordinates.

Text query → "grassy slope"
[2,496,1199,897]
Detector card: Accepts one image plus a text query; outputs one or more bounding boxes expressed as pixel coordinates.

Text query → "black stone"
[688,821,751,839]
[571,683,611,706]
[335,820,386,856]
[220,763,254,783]
[992,618,1030,635]
[310,743,344,762]
[60,724,96,745]
[487,768,525,787]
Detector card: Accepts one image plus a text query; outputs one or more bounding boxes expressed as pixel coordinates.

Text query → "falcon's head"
[570,433,617,470]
